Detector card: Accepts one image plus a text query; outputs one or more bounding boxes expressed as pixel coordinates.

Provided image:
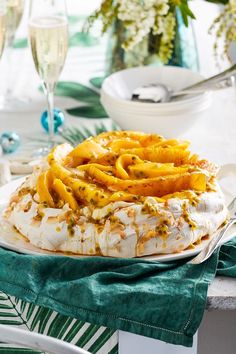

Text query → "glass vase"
[105,9,199,75]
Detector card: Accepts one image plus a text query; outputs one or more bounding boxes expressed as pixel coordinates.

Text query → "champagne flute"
[0,0,24,110]
[6,0,24,47]
[0,2,6,59]
[28,0,68,152]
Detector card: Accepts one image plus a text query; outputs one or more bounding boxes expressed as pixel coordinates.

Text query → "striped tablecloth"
[0,292,118,353]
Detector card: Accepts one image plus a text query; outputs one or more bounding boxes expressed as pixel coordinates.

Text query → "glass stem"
[47,90,55,146]
[4,45,13,97]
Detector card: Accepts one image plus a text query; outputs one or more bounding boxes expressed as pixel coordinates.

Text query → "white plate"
[0,178,235,262]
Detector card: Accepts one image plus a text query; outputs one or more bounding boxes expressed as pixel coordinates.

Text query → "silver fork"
[188,197,236,264]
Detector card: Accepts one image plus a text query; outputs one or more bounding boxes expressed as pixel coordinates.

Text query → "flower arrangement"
[87,0,236,65]
[209,0,236,61]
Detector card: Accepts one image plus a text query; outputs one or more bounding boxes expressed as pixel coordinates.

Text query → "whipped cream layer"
[4,174,228,258]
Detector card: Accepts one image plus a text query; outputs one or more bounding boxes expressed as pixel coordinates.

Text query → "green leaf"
[183,4,195,20]
[66,104,108,118]
[20,301,27,314]
[178,0,195,27]
[24,302,36,322]
[0,295,8,301]
[0,349,43,353]
[61,123,117,145]
[88,327,116,353]
[179,6,188,26]
[13,38,28,49]
[112,121,120,131]
[61,126,88,145]
[76,324,101,348]
[82,126,95,138]
[47,313,72,338]
[95,122,108,135]
[30,307,52,332]
[55,82,100,104]
[0,304,15,310]
[0,312,19,317]
[206,0,228,3]
[62,320,86,343]
[89,76,105,89]
[69,32,99,47]
[0,320,24,325]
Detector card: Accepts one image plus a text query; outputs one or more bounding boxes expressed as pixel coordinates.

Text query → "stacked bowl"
[101,66,212,137]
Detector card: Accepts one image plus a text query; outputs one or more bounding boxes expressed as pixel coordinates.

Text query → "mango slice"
[83,165,207,197]
[53,179,79,210]
[34,131,215,208]
[66,177,111,207]
[36,171,54,207]
[123,146,191,165]
[67,139,108,167]
[115,154,143,179]
[107,139,141,152]
[128,162,189,178]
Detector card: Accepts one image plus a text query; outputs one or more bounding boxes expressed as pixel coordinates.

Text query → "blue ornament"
[0,131,21,154]
[41,108,65,133]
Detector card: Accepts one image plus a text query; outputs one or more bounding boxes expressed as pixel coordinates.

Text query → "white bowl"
[101,66,212,137]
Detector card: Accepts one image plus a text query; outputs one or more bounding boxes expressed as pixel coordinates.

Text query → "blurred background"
[0,0,235,165]
[0,0,230,115]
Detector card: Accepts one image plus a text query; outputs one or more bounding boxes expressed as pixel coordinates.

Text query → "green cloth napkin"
[0,238,235,348]
[217,238,236,277]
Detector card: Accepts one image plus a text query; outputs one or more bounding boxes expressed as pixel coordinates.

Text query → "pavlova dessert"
[4,131,228,257]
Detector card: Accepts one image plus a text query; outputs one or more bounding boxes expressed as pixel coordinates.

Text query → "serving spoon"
[132,64,236,103]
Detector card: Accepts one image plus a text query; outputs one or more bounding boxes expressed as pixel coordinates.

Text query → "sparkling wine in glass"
[0,4,6,59]
[0,0,24,110]
[6,0,24,47]
[29,0,68,153]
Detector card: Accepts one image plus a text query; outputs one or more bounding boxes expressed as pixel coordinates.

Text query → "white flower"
[116,0,171,51]
[90,0,175,63]
[209,1,236,64]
